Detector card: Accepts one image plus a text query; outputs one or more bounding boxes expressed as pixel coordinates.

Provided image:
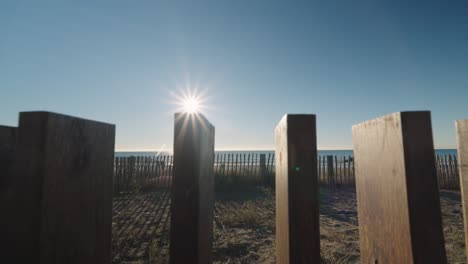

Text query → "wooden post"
[3,111,115,264]
[275,114,319,264]
[456,119,468,259]
[352,111,446,264]
[170,113,215,264]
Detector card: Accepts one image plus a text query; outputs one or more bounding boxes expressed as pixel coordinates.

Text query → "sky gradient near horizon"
[1,1,468,151]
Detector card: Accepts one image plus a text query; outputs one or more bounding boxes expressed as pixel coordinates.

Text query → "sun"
[170,85,210,115]
[182,97,200,113]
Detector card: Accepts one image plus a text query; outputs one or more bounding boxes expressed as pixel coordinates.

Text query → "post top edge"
[0,125,17,129]
[352,111,430,130]
[275,114,316,131]
[174,112,215,130]
[19,111,116,127]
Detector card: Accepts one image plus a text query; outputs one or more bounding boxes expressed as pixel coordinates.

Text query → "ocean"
[115,149,457,157]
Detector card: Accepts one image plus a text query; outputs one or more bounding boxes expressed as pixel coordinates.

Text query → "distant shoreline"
[114,149,457,157]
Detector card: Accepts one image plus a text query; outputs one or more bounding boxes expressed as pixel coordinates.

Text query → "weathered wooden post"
[352,111,446,264]
[170,112,215,264]
[456,119,468,259]
[3,111,115,264]
[275,114,320,264]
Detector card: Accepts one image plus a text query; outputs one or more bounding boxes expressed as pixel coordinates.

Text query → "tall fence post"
[2,111,115,263]
[456,119,468,260]
[275,114,319,264]
[352,111,446,263]
[170,112,215,264]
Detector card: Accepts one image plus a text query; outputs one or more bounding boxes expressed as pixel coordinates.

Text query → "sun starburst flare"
[182,97,201,113]
[170,85,211,115]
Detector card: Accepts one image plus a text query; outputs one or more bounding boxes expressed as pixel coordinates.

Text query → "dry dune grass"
[112,186,465,263]
[213,187,276,264]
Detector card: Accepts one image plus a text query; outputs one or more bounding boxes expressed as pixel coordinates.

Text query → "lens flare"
[169,82,213,116]
[182,97,200,113]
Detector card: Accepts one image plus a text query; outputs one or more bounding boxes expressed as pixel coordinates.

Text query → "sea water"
[115,149,457,157]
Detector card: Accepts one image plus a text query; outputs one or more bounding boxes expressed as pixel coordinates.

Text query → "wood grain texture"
[0,125,18,256]
[3,111,115,264]
[456,119,468,260]
[170,113,215,264]
[0,125,16,145]
[275,114,319,264]
[352,111,446,264]
[0,125,16,188]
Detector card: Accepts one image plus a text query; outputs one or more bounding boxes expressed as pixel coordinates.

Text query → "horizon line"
[115,146,457,152]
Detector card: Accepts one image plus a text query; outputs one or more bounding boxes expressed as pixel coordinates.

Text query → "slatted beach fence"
[214,153,276,187]
[316,155,356,187]
[113,155,174,193]
[112,153,460,192]
[436,154,460,190]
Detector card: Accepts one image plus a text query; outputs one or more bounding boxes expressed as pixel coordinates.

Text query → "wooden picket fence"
[112,153,460,193]
[436,154,460,189]
[318,155,355,187]
[113,155,173,193]
[214,153,275,187]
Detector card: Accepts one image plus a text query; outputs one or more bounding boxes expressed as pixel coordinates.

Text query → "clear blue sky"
[1,1,467,151]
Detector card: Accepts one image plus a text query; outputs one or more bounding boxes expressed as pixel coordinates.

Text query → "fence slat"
[222,154,227,182]
[266,153,271,186]
[327,156,334,189]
